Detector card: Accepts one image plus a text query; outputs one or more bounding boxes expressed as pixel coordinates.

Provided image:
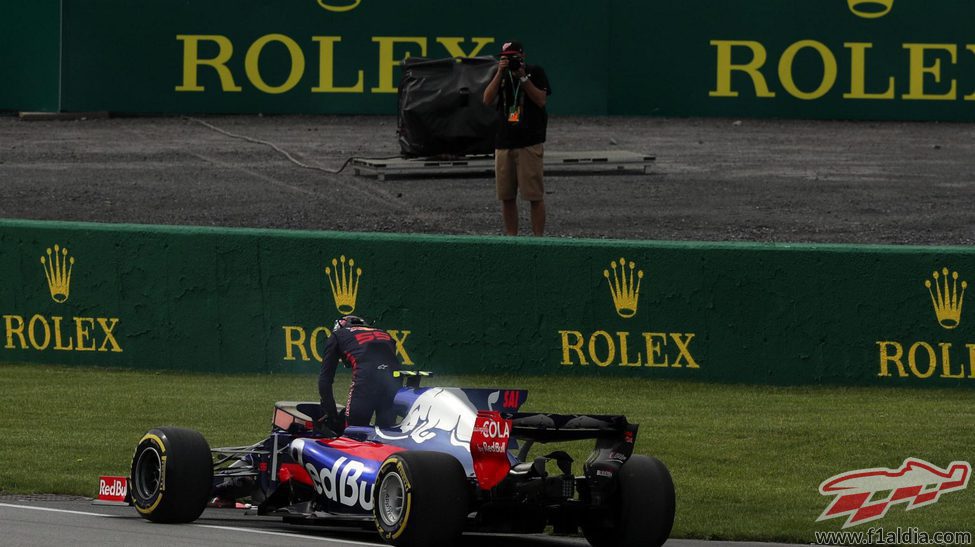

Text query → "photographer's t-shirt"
[495,64,551,150]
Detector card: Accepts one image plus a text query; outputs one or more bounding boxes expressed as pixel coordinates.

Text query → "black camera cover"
[397,56,498,158]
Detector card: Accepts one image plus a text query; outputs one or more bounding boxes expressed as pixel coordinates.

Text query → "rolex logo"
[317,0,361,12]
[325,255,362,314]
[848,0,893,19]
[925,268,967,330]
[40,244,75,303]
[604,257,644,319]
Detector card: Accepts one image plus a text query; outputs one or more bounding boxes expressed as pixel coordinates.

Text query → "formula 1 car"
[129,374,675,547]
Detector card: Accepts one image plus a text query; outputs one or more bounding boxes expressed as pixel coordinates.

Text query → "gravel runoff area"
[1,113,975,245]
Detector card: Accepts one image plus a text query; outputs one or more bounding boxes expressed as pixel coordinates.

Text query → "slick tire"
[583,455,676,547]
[130,427,213,523]
[373,451,468,547]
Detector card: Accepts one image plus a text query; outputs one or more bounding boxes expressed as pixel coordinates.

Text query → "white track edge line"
[0,502,107,517]
[0,503,379,545]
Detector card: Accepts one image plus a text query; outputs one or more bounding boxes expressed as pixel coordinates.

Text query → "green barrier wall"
[0,0,60,112]
[2,218,975,387]
[7,0,975,120]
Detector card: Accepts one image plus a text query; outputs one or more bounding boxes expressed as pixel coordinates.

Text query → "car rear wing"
[505,412,638,443]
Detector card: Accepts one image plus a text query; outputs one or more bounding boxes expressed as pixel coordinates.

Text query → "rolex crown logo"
[925,267,966,330]
[325,255,362,314]
[40,244,75,304]
[604,257,644,319]
[317,0,361,12]
[848,0,894,19]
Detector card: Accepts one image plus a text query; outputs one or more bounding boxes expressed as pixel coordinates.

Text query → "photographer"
[483,40,552,236]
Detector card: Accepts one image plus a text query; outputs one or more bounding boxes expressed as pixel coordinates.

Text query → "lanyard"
[506,72,524,109]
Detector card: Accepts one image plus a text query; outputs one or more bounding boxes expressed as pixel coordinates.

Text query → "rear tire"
[130,427,213,523]
[583,455,675,547]
[373,451,468,547]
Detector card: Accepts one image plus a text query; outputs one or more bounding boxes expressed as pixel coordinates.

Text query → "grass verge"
[1,363,972,543]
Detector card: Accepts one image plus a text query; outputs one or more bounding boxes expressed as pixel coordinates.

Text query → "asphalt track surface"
[2,113,975,244]
[0,496,806,547]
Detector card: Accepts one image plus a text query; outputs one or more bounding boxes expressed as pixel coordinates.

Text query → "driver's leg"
[346,387,377,427]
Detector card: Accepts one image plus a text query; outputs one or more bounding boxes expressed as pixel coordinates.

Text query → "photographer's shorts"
[495,144,544,201]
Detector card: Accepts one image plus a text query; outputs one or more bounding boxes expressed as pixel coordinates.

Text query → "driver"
[318,315,401,433]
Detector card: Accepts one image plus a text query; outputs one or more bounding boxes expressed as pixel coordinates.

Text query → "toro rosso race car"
[129,374,675,547]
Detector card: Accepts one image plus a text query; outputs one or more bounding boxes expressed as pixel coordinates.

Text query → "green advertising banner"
[0,0,61,112]
[2,218,975,387]
[7,0,975,120]
[617,0,975,119]
[59,0,609,115]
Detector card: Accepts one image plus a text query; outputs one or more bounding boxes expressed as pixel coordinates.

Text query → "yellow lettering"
[4,315,26,349]
[245,34,305,94]
[903,43,957,100]
[643,332,668,368]
[670,333,700,368]
[175,35,242,92]
[617,332,643,367]
[388,330,414,365]
[74,317,96,351]
[435,37,494,59]
[908,341,937,379]
[779,40,837,100]
[588,331,616,367]
[559,330,587,365]
[967,343,975,378]
[311,37,364,93]
[309,326,330,362]
[940,342,964,379]
[966,46,975,101]
[97,318,122,353]
[844,42,895,99]
[372,37,427,93]
[283,326,308,361]
[52,316,74,350]
[877,341,906,377]
[28,315,51,351]
[709,40,775,98]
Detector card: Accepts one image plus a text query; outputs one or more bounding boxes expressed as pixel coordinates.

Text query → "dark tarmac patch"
[1,113,974,245]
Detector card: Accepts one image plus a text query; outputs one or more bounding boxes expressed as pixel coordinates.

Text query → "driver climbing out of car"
[318,315,401,434]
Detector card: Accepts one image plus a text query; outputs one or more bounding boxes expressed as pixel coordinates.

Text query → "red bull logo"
[96,476,128,503]
[817,458,971,528]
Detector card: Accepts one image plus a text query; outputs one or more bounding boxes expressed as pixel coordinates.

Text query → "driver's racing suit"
[319,326,401,429]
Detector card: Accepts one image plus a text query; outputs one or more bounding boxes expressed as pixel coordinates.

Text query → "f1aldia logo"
[817,458,971,528]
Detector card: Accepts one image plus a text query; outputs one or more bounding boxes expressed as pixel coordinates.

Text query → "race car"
[129,373,675,547]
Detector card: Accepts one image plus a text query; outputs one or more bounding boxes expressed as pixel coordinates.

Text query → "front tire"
[130,427,213,523]
[583,455,676,547]
[373,451,468,547]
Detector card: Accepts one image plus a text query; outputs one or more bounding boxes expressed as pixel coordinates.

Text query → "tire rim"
[134,446,162,499]
[377,472,405,526]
